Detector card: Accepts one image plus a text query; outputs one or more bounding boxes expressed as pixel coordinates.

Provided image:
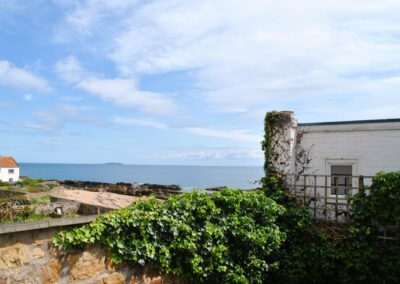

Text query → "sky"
[1,0,400,166]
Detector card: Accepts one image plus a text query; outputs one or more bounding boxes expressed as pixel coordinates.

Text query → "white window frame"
[325,159,358,197]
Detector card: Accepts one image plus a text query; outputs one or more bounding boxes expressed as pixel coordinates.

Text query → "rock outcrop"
[60,181,182,200]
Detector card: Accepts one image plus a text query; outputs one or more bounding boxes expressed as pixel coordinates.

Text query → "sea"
[20,163,264,190]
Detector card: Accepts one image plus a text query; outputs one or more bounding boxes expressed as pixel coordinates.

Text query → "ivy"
[269,171,400,284]
[54,189,285,283]
[260,109,400,284]
[261,111,288,176]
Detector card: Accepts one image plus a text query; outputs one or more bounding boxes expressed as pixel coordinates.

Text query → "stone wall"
[0,219,185,284]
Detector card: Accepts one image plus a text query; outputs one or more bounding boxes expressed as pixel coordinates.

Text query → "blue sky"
[1,0,400,166]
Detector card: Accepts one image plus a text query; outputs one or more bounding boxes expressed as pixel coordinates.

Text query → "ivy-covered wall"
[262,111,400,284]
[261,110,297,176]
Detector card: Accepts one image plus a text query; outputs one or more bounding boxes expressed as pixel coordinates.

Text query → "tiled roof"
[0,156,19,168]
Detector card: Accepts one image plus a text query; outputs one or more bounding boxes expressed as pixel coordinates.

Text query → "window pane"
[331,165,352,176]
[331,165,352,195]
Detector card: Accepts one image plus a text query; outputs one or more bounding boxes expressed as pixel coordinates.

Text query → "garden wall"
[0,217,183,284]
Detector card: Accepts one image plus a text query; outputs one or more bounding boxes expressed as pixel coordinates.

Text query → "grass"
[30,195,51,204]
[0,213,53,224]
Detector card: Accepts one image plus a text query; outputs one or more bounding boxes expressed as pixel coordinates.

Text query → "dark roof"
[299,118,400,126]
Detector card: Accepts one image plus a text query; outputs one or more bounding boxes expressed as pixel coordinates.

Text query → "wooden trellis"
[282,174,373,222]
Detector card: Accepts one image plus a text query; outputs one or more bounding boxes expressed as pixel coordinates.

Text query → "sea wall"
[0,218,185,284]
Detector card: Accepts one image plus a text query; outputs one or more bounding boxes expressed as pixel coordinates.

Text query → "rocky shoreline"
[59,180,183,200]
[1,179,231,223]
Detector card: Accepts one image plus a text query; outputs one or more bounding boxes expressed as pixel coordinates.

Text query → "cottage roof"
[0,156,19,168]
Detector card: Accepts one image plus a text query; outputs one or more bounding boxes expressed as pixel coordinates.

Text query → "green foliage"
[53,162,400,283]
[30,195,51,204]
[260,111,400,283]
[262,171,400,284]
[0,181,10,187]
[261,111,289,177]
[260,175,285,200]
[0,205,51,224]
[261,175,337,283]
[12,178,53,193]
[54,189,285,283]
[270,206,337,284]
[336,171,400,283]
[22,178,45,187]
[367,171,400,224]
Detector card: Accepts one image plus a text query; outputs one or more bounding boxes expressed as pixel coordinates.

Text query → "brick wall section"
[0,219,185,284]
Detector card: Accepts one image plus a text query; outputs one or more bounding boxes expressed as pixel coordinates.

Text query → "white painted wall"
[0,167,20,183]
[300,121,400,177]
[290,120,400,220]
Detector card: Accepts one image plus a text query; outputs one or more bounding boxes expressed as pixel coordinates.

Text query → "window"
[9,178,13,183]
[330,165,352,195]
[326,159,357,196]
[8,169,14,174]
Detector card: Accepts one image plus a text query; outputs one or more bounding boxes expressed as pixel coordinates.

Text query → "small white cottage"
[0,156,20,183]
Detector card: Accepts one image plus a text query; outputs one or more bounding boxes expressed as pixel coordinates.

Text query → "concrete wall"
[0,167,20,183]
[0,218,185,284]
[300,121,400,177]
[272,115,400,221]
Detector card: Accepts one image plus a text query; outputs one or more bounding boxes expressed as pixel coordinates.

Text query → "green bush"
[53,171,400,283]
[54,189,285,283]
[337,171,400,283]
[261,176,337,284]
[262,172,400,284]
[22,178,45,187]
[261,112,400,283]
[30,195,51,204]
[367,171,400,224]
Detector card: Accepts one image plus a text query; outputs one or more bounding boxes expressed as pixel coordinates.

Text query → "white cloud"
[16,104,102,133]
[112,116,167,129]
[78,78,177,115]
[185,127,259,142]
[113,116,260,142]
[55,0,400,118]
[54,56,89,84]
[0,60,50,92]
[54,1,139,42]
[153,147,263,161]
[55,56,178,115]
[17,112,61,132]
[24,93,33,101]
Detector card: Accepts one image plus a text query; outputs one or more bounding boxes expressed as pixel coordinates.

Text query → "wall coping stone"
[0,215,97,235]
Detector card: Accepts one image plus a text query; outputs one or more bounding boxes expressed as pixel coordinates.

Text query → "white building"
[269,111,400,220]
[299,118,400,178]
[0,156,20,183]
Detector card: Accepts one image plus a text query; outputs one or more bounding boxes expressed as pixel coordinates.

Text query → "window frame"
[325,159,358,197]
